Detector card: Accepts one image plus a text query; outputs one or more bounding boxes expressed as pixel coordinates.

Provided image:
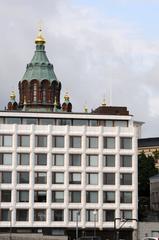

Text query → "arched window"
[33,83,38,102]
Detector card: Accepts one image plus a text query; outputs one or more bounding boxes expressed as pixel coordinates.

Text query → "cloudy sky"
[0,0,159,137]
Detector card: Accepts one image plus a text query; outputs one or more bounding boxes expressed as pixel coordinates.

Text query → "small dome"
[35,28,46,45]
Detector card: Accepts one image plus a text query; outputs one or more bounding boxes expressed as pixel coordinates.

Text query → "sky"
[0,0,159,137]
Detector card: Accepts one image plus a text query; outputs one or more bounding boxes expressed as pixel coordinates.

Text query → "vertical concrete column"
[98,126,103,230]
[12,124,17,226]
[47,125,52,226]
[81,125,86,229]
[115,127,120,224]
[65,125,69,227]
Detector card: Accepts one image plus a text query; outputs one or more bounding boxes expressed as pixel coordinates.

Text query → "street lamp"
[76,210,80,240]
[9,207,13,240]
[93,210,97,238]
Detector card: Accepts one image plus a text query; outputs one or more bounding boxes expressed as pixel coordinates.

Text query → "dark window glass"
[0,135,12,147]
[120,155,132,167]
[16,209,29,221]
[120,173,132,185]
[114,121,128,127]
[120,137,132,149]
[103,191,115,203]
[52,172,64,184]
[51,209,64,221]
[1,172,12,183]
[17,190,29,202]
[69,191,81,203]
[0,209,10,221]
[0,153,12,165]
[22,118,38,124]
[86,191,98,203]
[35,135,47,147]
[103,173,115,185]
[69,209,81,222]
[70,136,81,148]
[69,173,81,184]
[69,154,81,166]
[86,137,98,148]
[52,136,64,148]
[86,155,98,167]
[35,172,47,184]
[103,137,115,149]
[103,155,115,167]
[89,120,98,126]
[1,190,11,202]
[86,209,98,222]
[39,118,55,125]
[17,172,29,184]
[5,117,21,124]
[34,209,46,221]
[17,153,29,165]
[35,153,47,165]
[73,119,88,126]
[34,191,46,202]
[120,191,132,203]
[120,210,132,220]
[17,135,30,147]
[86,173,98,185]
[60,119,72,125]
[52,154,64,166]
[103,210,115,222]
[52,191,64,203]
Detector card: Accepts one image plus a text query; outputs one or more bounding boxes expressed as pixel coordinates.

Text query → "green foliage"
[138,151,158,197]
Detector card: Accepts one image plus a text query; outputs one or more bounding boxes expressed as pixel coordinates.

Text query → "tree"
[138,151,158,197]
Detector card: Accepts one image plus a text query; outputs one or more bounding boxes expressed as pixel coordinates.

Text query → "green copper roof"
[22,44,57,82]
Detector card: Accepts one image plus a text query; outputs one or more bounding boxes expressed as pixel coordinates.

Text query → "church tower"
[18,28,61,111]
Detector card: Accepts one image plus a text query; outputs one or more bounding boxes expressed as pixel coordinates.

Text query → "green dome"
[22,43,57,82]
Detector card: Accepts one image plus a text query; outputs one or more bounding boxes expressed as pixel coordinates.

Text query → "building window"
[35,153,47,166]
[86,191,98,203]
[86,173,98,185]
[1,190,11,202]
[120,210,132,220]
[52,172,64,184]
[0,135,12,147]
[120,191,132,203]
[52,136,64,148]
[52,154,64,166]
[69,191,81,203]
[0,171,12,183]
[35,172,47,184]
[86,155,98,167]
[17,190,29,202]
[0,209,10,221]
[33,83,38,102]
[0,153,12,165]
[120,137,132,149]
[120,155,132,167]
[69,154,81,166]
[103,137,115,149]
[103,155,115,167]
[35,135,47,147]
[16,209,29,221]
[69,209,81,222]
[34,209,46,221]
[86,137,98,148]
[52,191,64,203]
[70,136,81,148]
[17,135,30,147]
[17,153,29,165]
[103,173,115,185]
[17,172,29,184]
[103,191,115,203]
[69,172,81,184]
[51,209,64,221]
[120,173,132,185]
[86,209,98,222]
[34,190,46,202]
[103,210,115,222]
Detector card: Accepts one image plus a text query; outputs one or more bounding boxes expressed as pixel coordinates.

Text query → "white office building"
[0,29,141,240]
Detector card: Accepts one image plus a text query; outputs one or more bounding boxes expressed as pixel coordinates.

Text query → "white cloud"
[0,0,159,137]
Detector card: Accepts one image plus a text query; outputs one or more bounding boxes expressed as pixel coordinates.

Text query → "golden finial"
[101,97,106,106]
[10,91,16,102]
[64,92,70,101]
[84,105,88,113]
[35,23,46,45]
